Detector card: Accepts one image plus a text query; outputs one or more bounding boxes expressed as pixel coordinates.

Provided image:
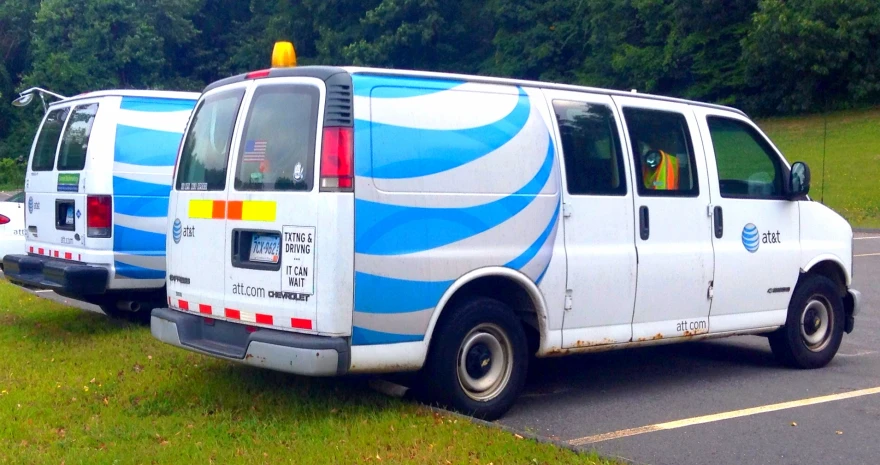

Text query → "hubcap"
[457,323,513,402]
[800,297,832,352]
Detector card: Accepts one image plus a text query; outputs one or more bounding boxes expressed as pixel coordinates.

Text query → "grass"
[0,281,613,465]
[757,107,880,228]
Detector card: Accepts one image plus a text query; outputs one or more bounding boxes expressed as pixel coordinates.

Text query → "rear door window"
[233,84,320,191]
[176,89,245,191]
[31,108,70,171]
[56,103,99,171]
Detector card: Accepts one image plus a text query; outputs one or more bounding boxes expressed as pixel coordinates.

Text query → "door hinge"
[707,280,714,299]
[562,202,572,218]
[707,204,714,217]
[564,291,573,311]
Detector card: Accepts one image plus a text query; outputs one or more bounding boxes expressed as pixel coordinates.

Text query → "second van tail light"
[87,195,112,238]
[320,127,354,191]
[0,215,9,225]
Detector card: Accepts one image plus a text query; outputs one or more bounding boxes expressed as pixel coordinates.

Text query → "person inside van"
[634,125,685,191]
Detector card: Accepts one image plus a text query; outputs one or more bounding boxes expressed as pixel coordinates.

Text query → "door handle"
[713,206,723,238]
[639,206,650,240]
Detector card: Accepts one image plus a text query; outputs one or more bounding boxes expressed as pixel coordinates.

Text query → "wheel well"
[804,260,847,296]
[437,275,541,355]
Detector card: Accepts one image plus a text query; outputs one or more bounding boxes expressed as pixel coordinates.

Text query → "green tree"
[742,0,880,114]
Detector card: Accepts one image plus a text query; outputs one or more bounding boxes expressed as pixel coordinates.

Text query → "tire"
[769,274,844,369]
[421,297,528,421]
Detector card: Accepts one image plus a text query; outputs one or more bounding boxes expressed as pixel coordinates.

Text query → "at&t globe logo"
[742,223,759,253]
[172,218,182,244]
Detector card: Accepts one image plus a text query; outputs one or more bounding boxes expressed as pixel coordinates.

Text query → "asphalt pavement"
[499,232,880,465]
[8,229,880,465]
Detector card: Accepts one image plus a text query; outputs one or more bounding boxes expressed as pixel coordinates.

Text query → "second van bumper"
[151,308,350,376]
[2,254,108,295]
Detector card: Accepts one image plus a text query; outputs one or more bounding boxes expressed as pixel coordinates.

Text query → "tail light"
[87,195,112,237]
[320,127,353,191]
[0,215,9,225]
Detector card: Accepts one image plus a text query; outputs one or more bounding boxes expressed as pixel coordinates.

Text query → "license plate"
[65,206,74,225]
[250,234,280,263]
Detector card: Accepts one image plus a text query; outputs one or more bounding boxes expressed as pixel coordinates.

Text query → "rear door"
[167,86,246,315]
[223,78,325,332]
[25,102,100,258]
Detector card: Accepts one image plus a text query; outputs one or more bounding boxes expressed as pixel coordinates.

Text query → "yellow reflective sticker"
[189,200,217,219]
[241,201,276,222]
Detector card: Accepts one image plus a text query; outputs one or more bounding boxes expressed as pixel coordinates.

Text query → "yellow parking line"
[568,386,880,446]
[855,253,880,257]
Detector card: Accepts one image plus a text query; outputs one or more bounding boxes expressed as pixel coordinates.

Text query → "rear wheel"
[421,297,528,420]
[769,274,844,369]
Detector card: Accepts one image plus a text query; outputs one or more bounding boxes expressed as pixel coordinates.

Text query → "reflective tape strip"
[256,313,274,325]
[225,308,240,319]
[29,247,33,253]
[188,200,226,219]
[198,304,212,315]
[54,251,59,258]
[178,299,190,311]
[291,318,313,330]
[227,200,276,222]
[38,248,44,255]
[64,252,72,260]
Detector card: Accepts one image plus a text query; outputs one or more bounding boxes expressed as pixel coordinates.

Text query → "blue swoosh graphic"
[355,272,453,315]
[115,261,165,280]
[504,202,559,270]
[356,88,530,179]
[352,75,465,98]
[113,176,172,197]
[120,97,196,113]
[115,196,169,218]
[352,326,424,345]
[355,138,554,255]
[114,225,166,252]
[114,125,183,166]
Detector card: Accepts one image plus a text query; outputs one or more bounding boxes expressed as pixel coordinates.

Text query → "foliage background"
[1,0,879,187]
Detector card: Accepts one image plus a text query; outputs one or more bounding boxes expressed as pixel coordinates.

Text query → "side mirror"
[788,161,811,199]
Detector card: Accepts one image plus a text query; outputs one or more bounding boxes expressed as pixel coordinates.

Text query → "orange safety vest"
[642,150,679,190]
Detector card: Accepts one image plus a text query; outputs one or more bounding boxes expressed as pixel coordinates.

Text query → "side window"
[31,108,70,171]
[622,108,699,197]
[57,103,98,171]
[553,100,627,196]
[234,84,320,192]
[707,116,785,199]
[176,89,245,191]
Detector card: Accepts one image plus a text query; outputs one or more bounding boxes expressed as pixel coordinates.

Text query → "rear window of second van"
[31,107,70,171]
[57,103,98,171]
[176,89,245,191]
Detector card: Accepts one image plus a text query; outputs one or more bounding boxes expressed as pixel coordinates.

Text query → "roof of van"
[343,67,747,117]
[50,89,200,107]
[201,65,747,117]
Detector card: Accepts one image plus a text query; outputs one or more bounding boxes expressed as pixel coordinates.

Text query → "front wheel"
[421,297,528,421]
[769,274,844,369]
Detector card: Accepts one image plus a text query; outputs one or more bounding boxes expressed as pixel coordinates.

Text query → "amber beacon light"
[272,41,297,68]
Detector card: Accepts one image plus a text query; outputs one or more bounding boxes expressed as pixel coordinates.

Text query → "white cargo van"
[4,89,199,321]
[151,54,860,419]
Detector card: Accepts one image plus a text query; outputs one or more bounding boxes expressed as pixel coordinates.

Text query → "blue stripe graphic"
[355,272,452,315]
[114,225,166,253]
[504,202,560,270]
[357,88,530,179]
[354,139,554,255]
[115,261,165,280]
[120,97,196,113]
[115,196,169,218]
[352,326,424,345]
[353,75,465,98]
[114,125,183,166]
[113,176,171,197]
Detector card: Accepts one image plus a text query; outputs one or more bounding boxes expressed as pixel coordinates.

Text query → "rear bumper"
[2,254,108,295]
[151,308,350,376]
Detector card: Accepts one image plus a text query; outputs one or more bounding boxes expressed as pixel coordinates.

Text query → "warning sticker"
[281,226,315,295]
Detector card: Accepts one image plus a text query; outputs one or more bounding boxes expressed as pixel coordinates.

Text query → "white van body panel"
[799,201,853,285]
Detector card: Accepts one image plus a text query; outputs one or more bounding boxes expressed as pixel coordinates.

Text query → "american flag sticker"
[243,140,267,163]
